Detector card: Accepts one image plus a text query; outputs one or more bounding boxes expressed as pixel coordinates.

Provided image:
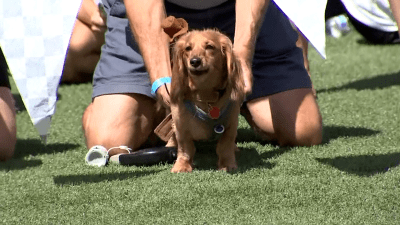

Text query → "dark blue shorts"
[0,47,11,89]
[93,0,312,101]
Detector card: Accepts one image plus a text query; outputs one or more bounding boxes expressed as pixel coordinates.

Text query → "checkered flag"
[0,0,81,143]
[274,0,327,58]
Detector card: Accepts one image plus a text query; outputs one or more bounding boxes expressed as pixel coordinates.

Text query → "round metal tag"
[214,124,225,134]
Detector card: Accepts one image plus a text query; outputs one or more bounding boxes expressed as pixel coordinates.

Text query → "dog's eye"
[205,44,215,50]
[185,46,192,51]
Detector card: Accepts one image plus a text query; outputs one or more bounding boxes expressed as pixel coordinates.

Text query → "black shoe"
[109,146,177,166]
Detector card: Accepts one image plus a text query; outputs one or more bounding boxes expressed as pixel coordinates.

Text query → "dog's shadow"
[192,134,277,173]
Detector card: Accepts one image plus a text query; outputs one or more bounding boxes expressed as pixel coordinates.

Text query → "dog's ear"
[220,35,245,101]
[170,37,189,104]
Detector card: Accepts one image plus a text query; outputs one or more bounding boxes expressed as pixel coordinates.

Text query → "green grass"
[1,30,400,224]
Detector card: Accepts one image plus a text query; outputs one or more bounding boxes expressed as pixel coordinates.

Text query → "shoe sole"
[109,146,177,166]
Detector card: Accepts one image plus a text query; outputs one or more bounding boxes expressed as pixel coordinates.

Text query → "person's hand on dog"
[233,0,270,96]
[90,4,107,33]
[76,0,107,33]
[240,60,253,96]
[156,83,171,107]
[233,49,253,96]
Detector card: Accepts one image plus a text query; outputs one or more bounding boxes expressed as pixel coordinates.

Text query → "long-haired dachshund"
[169,29,245,173]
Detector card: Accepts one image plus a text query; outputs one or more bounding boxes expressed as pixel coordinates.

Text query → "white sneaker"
[85,145,109,167]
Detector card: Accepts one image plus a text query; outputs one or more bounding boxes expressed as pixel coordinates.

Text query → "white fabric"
[274,0,327,58]
[0,0,82,142]
[341,0,398,32]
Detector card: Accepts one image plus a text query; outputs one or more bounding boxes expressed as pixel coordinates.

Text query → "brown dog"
[169,29,245,173]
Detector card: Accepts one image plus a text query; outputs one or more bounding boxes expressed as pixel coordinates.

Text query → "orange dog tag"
[209,106,220,119]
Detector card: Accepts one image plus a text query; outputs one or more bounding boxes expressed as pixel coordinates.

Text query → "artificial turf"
[1,28,399,224]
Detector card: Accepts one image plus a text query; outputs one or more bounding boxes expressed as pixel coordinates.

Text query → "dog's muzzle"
[190,57,202,68]
[189,57,208,75]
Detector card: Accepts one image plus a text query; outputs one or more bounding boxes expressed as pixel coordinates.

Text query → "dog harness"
[184,100,232,142]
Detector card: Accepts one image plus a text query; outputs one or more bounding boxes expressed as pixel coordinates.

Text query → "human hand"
[304,56,310,76]
[90,4,107,33]
[156,83,171,107]
[241,61,253,96]
[234,51,253,96]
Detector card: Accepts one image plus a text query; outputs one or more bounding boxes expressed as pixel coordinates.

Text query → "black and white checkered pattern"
[0,0,81,142]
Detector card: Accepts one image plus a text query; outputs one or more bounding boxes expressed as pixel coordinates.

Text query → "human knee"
[278,119,323,147]
[81,104,92,133]
[83,121,152,151]
[0,139,16,161]
[81,97,156,150]
[0,90,16,161]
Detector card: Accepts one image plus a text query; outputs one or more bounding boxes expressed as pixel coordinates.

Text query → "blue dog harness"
[184,100,232,142]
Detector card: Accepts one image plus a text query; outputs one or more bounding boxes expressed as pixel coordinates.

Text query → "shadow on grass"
[316,152,400,176]
[53,170,162,186]
[258,146,293,159]
[317,70,400,93]
[14,139,79,158]
[356,38,400,46]
[236,128,279,146]
[0,159,43,171]
[234,125,381,171]
[322,125,380,144]
[13,94,25,112]
[238,125,380,146]
[237,128,293,159]
[0,139,79,171]
[237,128,262,143]
[190,141,276,172]
[13,93,62,112]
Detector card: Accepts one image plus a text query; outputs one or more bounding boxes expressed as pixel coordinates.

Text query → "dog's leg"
[216,134,238,171]
[216,104,240,171]
[170,105,196,173]
[171,139,196,173]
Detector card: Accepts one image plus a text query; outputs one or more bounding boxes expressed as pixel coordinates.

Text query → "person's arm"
[77,0,106,32]
[388,0,400,36]
[295,29,317,96]
[234,0,270,95]
[295,28,310,75]
[124,0,171,105]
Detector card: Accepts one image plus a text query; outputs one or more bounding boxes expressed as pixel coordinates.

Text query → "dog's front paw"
[171,157,193,173]
[217,159,237,172]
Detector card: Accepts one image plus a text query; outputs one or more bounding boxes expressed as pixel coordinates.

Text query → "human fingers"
[90,9,107,32]
[237,58,253,96]
[156,84,171,107]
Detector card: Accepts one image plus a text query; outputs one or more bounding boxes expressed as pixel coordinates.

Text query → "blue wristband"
[151,77,171,96]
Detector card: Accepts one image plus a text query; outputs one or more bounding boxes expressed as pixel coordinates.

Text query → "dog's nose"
[190,57,202,68]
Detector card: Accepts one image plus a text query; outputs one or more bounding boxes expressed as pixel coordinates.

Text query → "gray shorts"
[92,0,312,101]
